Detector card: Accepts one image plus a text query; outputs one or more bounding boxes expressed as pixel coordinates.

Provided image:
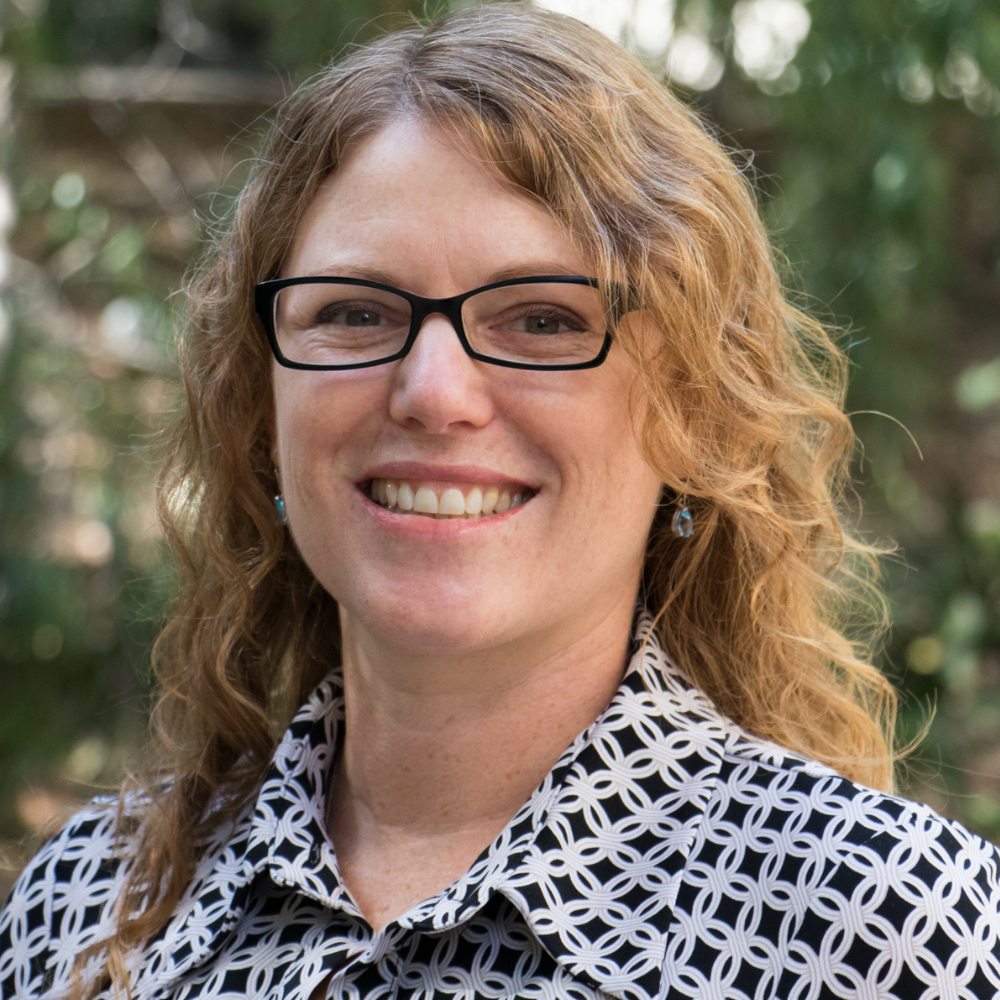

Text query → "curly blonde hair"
[76,3,897,995]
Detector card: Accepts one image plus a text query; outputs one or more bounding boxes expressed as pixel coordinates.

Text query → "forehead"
[281,118,591,291]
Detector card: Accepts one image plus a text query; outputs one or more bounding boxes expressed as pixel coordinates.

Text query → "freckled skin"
[273,119,664,932]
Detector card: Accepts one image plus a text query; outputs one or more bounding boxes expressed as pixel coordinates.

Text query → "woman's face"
[273,118,663,654]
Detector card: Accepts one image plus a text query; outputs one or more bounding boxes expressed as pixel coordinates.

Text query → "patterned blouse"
[2,616,999,1000]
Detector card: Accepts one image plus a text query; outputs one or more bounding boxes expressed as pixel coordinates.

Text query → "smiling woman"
[270,120,660,675]
[2,4,999,1000]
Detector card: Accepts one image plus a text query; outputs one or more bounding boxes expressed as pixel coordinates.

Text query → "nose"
[387,313,495,433]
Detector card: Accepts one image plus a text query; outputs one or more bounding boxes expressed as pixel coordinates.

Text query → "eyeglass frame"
[253,274,614,372]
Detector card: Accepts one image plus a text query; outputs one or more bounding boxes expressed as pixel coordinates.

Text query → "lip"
[361,491,529,536]
[357,462,537,492]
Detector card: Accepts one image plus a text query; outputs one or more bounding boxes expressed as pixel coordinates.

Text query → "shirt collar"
[135,612,733,1000]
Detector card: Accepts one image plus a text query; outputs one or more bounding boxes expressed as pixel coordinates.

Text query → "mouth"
[365,478,536,519]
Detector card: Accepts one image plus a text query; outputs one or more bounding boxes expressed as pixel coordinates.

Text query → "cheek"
[591,376,660,531]
[520,368,659,523]
[273,369,384,470]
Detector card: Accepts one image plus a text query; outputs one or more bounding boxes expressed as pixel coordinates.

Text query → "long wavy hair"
[77,3,897,995]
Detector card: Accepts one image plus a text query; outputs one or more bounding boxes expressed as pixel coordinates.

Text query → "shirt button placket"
[338,928,405,999]
[384,952,400,999]
[380,929,404,998]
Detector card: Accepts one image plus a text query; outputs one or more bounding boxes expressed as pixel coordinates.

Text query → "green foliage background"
[1,0,998,884]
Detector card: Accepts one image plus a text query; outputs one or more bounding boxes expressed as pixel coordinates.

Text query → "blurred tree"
[681,0,1000,835]
[0,0,997,899]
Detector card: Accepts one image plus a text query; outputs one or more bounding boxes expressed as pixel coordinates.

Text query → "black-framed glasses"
[253,275,613,371]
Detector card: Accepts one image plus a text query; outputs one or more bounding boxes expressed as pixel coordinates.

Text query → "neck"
[327,593,637,929]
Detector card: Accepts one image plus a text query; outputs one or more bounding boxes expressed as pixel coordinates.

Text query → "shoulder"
[636,627,1000,957]
[0,799,126,1000]
[717,731,999,870]
[679,734,1000,995]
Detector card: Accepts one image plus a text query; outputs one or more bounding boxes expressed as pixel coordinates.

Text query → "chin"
[351,580,525,653]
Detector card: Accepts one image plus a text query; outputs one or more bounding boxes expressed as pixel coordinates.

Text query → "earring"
[273,467,289,526]
[274,494,289,526]
[671,504,693,539]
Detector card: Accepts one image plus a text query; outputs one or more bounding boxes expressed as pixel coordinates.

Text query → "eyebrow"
[305,265,399,285]
[484,262,591,283]
[302,261,591,289]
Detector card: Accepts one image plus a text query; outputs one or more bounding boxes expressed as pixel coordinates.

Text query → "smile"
[367,478,534,518]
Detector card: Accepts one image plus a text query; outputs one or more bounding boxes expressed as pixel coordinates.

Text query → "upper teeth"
[369,479,530,518]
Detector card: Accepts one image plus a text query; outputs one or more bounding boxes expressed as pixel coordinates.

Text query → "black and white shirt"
[3,615,1000,999]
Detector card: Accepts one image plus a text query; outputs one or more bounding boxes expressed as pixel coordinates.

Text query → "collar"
[132,613,736,1000]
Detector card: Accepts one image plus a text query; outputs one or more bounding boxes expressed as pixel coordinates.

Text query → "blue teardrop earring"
[671,504,693,539]
[274,467,289,526]
[274,494,289,526]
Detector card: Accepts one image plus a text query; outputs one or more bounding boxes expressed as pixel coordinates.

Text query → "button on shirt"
[3,615,1000,999]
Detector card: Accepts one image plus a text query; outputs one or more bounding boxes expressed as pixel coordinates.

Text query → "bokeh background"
[1,0,999,894]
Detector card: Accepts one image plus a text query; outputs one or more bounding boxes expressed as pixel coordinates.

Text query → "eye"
[522,314,561,335]
[505,307,587,336]
[315,301,390,327]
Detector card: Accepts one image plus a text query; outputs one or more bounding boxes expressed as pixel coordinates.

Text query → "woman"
[2,4,998,999]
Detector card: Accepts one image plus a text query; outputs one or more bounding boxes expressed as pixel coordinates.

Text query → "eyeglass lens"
[271,281,607,367]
